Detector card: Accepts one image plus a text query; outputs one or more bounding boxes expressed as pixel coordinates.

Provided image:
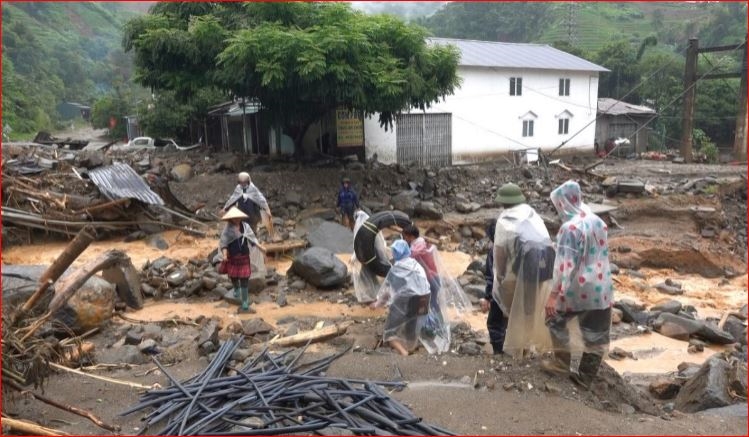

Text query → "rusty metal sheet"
[88,163,164,205]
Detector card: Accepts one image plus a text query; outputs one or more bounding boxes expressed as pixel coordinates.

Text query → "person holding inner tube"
[336,177,360,231]
[370,240,431,356]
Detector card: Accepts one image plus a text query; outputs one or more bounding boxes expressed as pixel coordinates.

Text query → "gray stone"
[141,283,158,297]
[305,220,354,254]
[414,201,443,220]
[147,234,169,250]
[285,191,302,207]
[170,163,193,182]
[166,269,189,287]
[697,321,736,345]
[466,259,486,273]
[456,201,481,214]
[460,226,473,238]
[125,330,143,345]
[651,300,683,314]
[99,345,148,365]
[276,291,288,307]
[231,348,252,362]
[609,263,620,274]
[197,321,219,347]
[723,316,747,346]
[101,263,143,310]
[223,289,240,305]
[654,313,735,344]
[242,318,274,336]
[142,324,163,341]
[248,276,267,294]
[202,277,217,290]
[150,256,176,272]
[290,247,348,289]
[458,342,482,356]
[611,308,623,324]
[289,280,306,291]
[654,282,684,296]
[678,362,702,379]
[139,339,158,353]
[390,190,419,216]
[675,356,733,413]
[615,301,648,325]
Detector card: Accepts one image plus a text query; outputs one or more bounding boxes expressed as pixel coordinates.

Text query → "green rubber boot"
[237,287,255,314]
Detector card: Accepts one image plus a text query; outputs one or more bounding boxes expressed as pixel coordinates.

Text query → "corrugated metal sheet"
[397,113,452,167]
[598,98,656,116]
[428,37,609,72]
[88,163,164,205]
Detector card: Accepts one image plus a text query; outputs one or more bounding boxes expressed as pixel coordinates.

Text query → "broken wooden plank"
[269,321,354,347]
[48,362,156,391]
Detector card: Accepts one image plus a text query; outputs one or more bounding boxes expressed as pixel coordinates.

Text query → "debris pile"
[123,339,454,436]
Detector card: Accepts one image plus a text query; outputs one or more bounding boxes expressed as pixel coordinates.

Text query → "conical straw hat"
[221,206,248,221]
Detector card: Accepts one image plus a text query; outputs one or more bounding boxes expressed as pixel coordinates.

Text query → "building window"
[510,77,523,96]
[559,78,570,96]
[558,118,569,134]
[522,120,534,137]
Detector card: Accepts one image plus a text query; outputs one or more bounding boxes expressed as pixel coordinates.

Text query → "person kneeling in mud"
[370,240,431,356]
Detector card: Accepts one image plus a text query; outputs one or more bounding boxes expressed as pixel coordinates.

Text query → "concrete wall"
[364,66,601,164]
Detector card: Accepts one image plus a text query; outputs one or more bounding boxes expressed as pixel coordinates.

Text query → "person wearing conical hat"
[219,207,263,313]
[489,182,554,359]
[221,172,272,235]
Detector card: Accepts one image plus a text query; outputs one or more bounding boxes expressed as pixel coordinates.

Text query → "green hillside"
[1,2,145,136]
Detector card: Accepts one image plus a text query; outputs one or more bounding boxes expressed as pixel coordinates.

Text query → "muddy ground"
[2,137,748,435]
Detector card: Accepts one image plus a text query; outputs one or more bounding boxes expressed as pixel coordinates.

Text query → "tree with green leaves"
[122,2,460,154]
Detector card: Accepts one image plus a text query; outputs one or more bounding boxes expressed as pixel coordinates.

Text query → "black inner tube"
[353,210,412,277]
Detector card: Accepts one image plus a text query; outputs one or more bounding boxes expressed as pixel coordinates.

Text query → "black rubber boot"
[570,352,603,390]
[491,343,504,355]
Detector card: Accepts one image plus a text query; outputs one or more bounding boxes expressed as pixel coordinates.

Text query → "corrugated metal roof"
[88,163,164,205]
[597,98,656,115]
[427,37,609,72]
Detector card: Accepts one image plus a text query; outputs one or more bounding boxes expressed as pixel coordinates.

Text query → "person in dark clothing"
[336,177,360,230]
[479,219,508,355]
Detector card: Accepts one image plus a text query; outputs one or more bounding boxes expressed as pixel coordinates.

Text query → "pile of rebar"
[123,337,454,436]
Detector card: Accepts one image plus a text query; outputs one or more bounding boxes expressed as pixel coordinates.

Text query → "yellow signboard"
[336,108,364,147]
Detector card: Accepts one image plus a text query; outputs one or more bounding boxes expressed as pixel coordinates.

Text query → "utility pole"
[680,38,698,163]
[733,40,747,162]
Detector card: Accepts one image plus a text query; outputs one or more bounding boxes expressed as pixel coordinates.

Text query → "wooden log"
[1,417,69,436]
[11,226,95,327]
[263,239,308,254]
[269,321,354,347]
[70,197,130,216]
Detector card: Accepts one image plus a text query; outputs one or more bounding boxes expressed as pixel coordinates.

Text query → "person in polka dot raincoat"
[542,180,614,389]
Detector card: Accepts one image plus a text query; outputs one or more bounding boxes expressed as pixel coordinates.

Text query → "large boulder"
[52,275,116,334]
[654,313,735,344]
[675,356,733,413]
[290,247,348,289]
[305,220,354,254]
[170,163,193,182]
[722,316,747,346]
[650,300,683,314]
[390,190,419,217]
[414,201,443,220]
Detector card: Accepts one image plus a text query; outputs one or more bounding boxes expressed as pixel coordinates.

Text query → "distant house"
[596,98,657,155]
[363,38,609,166]
[57,101,91,121]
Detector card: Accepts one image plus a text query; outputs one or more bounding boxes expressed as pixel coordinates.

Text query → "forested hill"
[415,2,746,52]
[2,1,144,135]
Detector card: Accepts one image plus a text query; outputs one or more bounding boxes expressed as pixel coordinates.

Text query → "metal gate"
[396,113,452,167]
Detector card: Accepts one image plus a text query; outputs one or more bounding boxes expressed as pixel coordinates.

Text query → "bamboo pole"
[48,362,156,391]
[269,321,354,347]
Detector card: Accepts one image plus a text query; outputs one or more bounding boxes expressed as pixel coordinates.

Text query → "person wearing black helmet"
[336,177,360,230]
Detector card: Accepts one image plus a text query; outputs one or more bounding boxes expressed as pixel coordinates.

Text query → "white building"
[364,38,609,166]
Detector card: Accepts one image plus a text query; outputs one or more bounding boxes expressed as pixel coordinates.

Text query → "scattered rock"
[231,348,252,362]
[139,339,158,354]
[649,378,683,400]
[390,190,419,216]
[147,234,169,250]
[609,263,620,275]
[142,324,163,341]
[284,191,302,207]
[414,201,443,220]
[125,329,143,346]
[458,342,482,356]
[202,277,217,290]
[289,280,306,291]
[305,220,354,255]
[503,382,515,391]
[675,356,733,413]
[615,301,648,325]
[242,318,274,336]
[611,308,623,324]
[52,275,116,334]
[544,382,562,395]
[197,320,219,356]
[98,345,148,365]
[170,163,193,182]
[654,282,684,296]
[276,291,288,307]
[722,316,747,346]
[166,269,189,287]
[651,300,683,314]
[463,285,486,301]
[609,347,635,360]
[290,247,348,289]
[456,202,481,214]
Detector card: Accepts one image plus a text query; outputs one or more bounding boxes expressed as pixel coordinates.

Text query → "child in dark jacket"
[336,177,360,230]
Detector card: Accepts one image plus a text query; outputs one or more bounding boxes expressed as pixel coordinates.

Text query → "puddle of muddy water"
[607,333,730,375]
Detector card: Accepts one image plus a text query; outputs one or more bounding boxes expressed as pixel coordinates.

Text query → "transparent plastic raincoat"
[547,180,613,356]
[224,182,275,238]
[409,238,473,354]
[492,203,554,358]
[374,241,432,353]
[350,211,385,303]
